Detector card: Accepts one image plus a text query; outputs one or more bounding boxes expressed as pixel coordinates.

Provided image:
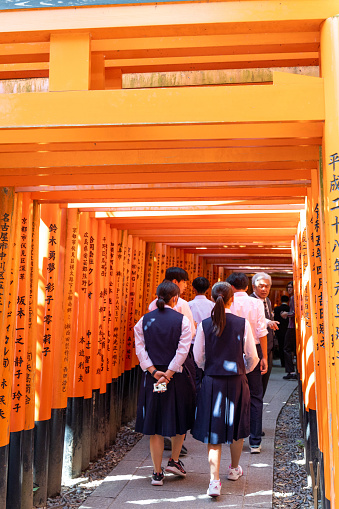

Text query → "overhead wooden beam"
[27,186,308,203]
[0,168,312,187]
[104,53,319,73]
[0,137,322,153]
[0,122,323,145]
[127,233,295,242]
[0,145,319,169]
[0,1,338,43]
[0,33,318,62]
[92,32,320,57]
[0,74,324,128]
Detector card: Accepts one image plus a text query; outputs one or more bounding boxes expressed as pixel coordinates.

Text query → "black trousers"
[246,347,263,447]
[284,328,296,374]
[262,349,273,397]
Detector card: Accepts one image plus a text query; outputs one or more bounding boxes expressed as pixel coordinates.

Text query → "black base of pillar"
[62,397,83,481]
[90,389,99,461]
[48,407,66,497]
[33,419,50,507]
[105,384,111,449]
[97,392,106,456]
[82,398,92,471]
[324,497,331,509]
[7,430,23,509]
[0,444,9,509]
[21,428,34,509]
[110,381,118,443]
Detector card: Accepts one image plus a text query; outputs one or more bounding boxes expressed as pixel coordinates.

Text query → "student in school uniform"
[149,266,196,454]
[188,276,215,391]
[192,282,258,497]
[148,267,196,338]
[134,281,195,486]
[188,276,215,324]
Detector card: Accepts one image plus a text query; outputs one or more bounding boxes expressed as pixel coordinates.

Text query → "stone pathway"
[79,366,297,509]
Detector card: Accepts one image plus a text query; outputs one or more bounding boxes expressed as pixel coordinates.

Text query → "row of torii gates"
[1,1,339,507]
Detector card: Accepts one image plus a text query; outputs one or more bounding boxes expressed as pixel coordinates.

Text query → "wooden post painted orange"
[91,54,105,91]
[0,189,19,446]
[300,210,316,412]
[105,223,113,385]
[95,219,107,392]
[307,172,331,498]
[11,193,32,432]
[97,220,109,393]
[113,230,125,377]
[143,242,156,314]
[35,204,62,422]
[120,233,133,374]
[49,33,91,92]
[88,217,99,392]
[125,236,138,371]
[132,239,146,368]
[51,209,79,404]
[0,188,16,379]
[110,228,119,380]
[25,199,39,431]
[293,230,302,380]
[154,243,162,290]
[78,212,93,400]
[106,68,123,90]
[320,17,339,506]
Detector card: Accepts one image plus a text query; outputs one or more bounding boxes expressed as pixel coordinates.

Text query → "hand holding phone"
[153,382,167,392]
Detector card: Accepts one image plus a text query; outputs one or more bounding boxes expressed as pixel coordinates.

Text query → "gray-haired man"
[250,272,279,396]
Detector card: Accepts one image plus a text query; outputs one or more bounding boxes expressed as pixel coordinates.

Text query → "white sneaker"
[227,464,243,481]
[207,479,221,497]
[250,444,261,454]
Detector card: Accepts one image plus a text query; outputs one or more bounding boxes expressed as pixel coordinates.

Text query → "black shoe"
[164,437,171,450]
[165,458,186,477]
[261,431,265,437]
[151,469,164,486]
[283,373,297,380]
[180,444,188,456]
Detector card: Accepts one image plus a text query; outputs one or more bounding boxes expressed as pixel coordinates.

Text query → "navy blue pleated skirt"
[135,365,195,437]
[192,373,250,444]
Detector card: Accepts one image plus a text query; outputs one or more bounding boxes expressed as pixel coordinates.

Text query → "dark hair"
[211,282,234,337]
[281,295,289,303]
[226,272,249,290]
[165,267,189,283]
[156,281,180,310]
[192,276,210,293]
[286,281,293,289]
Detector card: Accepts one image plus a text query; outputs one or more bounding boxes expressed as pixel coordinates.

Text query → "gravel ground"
[45,387,315,508]
[273,387,315,509]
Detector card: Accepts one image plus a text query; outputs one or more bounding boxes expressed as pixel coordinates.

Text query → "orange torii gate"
[1,1,339,508]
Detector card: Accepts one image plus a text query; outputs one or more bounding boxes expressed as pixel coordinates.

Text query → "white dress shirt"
[149,296,196,339]
[188,295,215,325]
[193,309,259,374]
[230,291,267,344]
[134,306,192,373]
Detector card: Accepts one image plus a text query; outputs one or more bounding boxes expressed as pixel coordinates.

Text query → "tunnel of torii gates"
[2,0,339,508]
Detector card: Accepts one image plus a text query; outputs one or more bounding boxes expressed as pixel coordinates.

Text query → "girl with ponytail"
[192,282,258,497]
[134,281,195,487]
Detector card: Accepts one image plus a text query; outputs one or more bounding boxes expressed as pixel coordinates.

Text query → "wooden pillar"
[320,16,339,508]
[49,33,91,91]
[307,168,331,505]
[91,54,105,90]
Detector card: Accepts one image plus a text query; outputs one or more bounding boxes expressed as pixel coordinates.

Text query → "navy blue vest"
[142,307,183,367]
[202,313,246,376]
